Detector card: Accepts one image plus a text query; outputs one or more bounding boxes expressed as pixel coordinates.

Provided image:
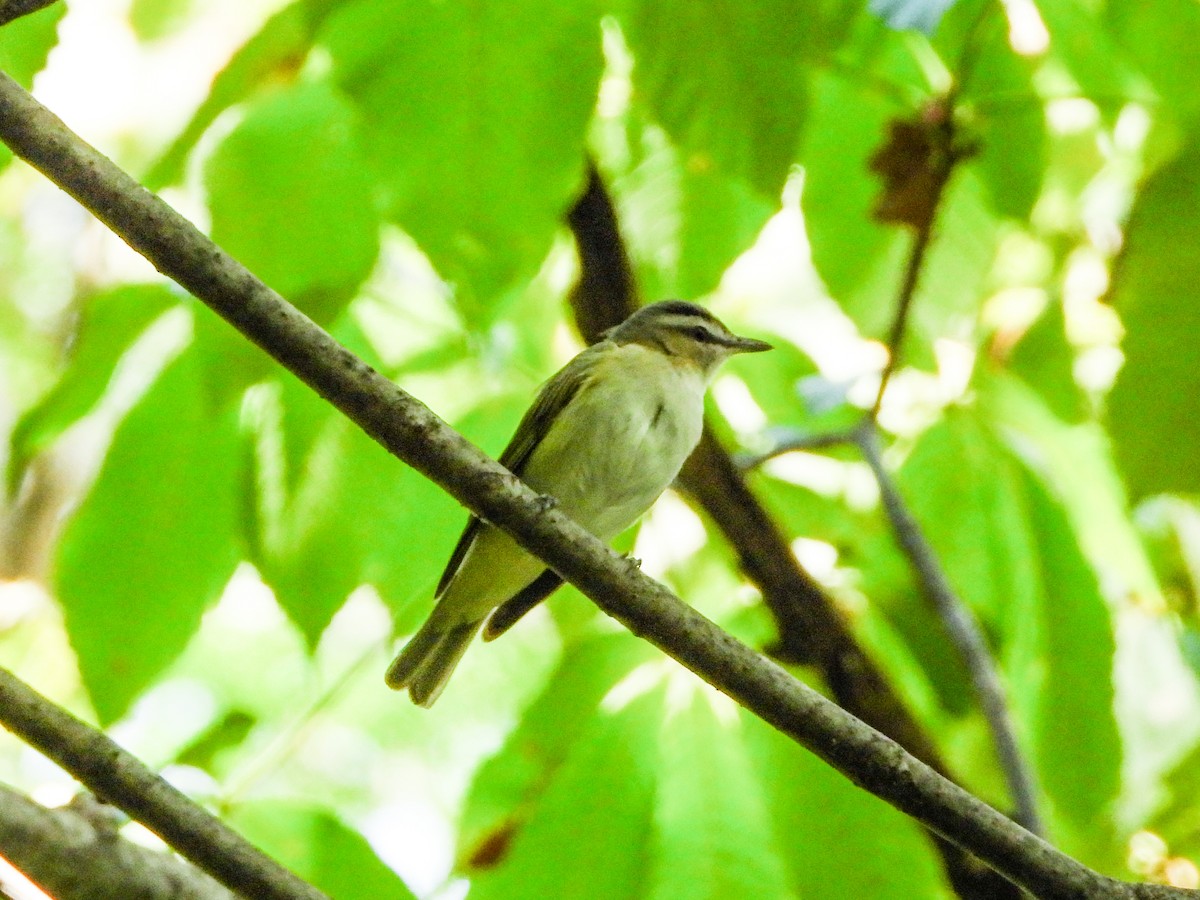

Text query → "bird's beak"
[727,335,773,354]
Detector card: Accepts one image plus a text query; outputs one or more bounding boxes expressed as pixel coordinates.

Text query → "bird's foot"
[533,494,558,514]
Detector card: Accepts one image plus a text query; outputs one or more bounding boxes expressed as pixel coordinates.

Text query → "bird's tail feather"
[385,618,483,708]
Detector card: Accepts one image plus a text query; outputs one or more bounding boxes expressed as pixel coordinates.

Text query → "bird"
[385,300,772,706]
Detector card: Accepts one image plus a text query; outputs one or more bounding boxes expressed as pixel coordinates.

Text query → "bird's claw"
[534,494,558,513]
[623,554,643,569]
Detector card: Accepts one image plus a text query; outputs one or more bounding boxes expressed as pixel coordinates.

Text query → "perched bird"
[386,300,772,706]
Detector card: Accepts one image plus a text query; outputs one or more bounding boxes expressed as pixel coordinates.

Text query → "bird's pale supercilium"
[385,300,772,706]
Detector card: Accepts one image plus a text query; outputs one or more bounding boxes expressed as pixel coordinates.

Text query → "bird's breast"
[520,345,705,539]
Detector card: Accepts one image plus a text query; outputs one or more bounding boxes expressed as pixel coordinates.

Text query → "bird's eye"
[689,325,711,342]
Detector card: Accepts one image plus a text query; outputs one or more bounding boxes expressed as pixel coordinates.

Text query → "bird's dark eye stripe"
[688,324,724,343]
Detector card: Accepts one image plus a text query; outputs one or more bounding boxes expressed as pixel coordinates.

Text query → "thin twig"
[0,69,1191,900]
[856,422,1046,837]
[0,783,237,900]
[0,669,328,900]
[737,427,861,472]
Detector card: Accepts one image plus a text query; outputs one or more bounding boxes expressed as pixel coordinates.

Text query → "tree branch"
[0,668,327,900]
[0,70,1190,900]
[565,162,1017,898]
[0,783,237,900]
[856,422,1045,836]
[0,0,57,27]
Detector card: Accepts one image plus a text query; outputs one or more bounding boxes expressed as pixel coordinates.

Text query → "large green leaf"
[608,115,775,301]
[743,709,953,899]
[459,633,655,871]
[1006,465,1122,857]
[144,0,341,189]
[619,0,811,200]
[942,0,1047,219]
[56,347,241,724]
[469,689,663,900]
[646,692,795,900]
[229,801,417,900]
[1107,137,1200,498]
[1104,0,1200,126]
[0,2,64,87]
[317,0,603,320]
[7,284,177,495]
[204,81,380,326]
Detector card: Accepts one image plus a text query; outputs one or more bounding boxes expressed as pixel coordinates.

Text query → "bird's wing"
[433,345,605,598]
[483,570,565,640]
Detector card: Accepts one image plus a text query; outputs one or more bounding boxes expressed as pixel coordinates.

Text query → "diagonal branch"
[0,669,328,900]
[0,783,237,900]
[0,71,1191,900]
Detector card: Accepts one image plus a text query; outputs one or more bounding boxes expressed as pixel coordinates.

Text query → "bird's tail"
[385,617,484,708]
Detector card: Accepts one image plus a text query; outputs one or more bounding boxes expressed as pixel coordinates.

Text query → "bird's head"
[606,300,773,379]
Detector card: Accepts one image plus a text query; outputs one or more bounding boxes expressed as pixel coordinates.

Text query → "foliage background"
[1,0,1200,896]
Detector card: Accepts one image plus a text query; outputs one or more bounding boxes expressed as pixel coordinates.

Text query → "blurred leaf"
[318,0,603,321]
[1006,464,1121,855]
[646,693,794,900]
[1150,738,1200,859]
[459,633,655,871]
[145,0,339,189]
[619,0,811,199]
[175,709,257,770]
[978,368,1161,603]
[129,0,194,42]
[469,688,663,900]
[743,708,954,899]
[204,81,380,325]
[56,348,241,725]
[801,71,910,335]
[1005,298,1086,423]
[0,2,64,86]
[898,410,1040,629]
[1104,0,1200,126]
[1107,136,1200,498]
[943,1,1047,220]
[610,116,775,300]
[7,284,177,495]
[230,801,417,900]
[1030,0,1140,112]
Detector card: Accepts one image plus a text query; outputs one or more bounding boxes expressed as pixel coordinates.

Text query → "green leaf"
[949,5,1047,219]
[56,348,241,725]
[619,0,811,199]
[318,0,604,320]
[459,633,655,871]
[129,0,195,42]
[229,801,417,900]
[1104,0,1200,126]
[977,368,1160,603]
[469,689,663,900]
[0,2,65,87]
[1107,137,1200,498]
[646,692,795,900]
[743,709,953,899]
[1029,0,1141,112]
[1007,465,1122,854]
[898,411,1041,630]
[7,284,177,496]
[203,81,380,325]
[144,0,339,189]
[1007,298,1086,424]
[610,117,775,300]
